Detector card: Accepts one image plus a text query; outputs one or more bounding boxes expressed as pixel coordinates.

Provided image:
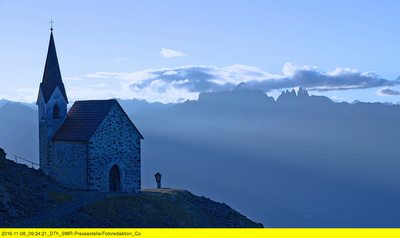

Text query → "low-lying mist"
[1,88,399,227]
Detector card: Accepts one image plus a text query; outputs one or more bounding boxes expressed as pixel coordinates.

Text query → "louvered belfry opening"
[109,164,121,192]
[53,104,59,118]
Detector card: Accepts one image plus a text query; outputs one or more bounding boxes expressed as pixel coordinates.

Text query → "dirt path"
[12,189,114,228]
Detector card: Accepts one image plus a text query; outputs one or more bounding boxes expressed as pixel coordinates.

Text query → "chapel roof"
[52,99,143,141]
[37,29,68,104]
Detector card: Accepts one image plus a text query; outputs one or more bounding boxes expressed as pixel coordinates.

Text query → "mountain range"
[1,88,400,227]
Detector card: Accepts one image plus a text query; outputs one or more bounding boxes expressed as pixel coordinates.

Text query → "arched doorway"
[109,164,121,192]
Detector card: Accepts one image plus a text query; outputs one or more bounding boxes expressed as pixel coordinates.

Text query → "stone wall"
[38,121,51,175]
[52,141,88,189]
[87,104,141,193]
[38,87,68,175]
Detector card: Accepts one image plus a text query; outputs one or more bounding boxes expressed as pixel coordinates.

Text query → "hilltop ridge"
[0,156,262,228]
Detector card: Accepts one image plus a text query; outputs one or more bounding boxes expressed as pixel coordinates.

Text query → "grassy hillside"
[0,158,263,228]
[0,156,60,225]
[36,189,263,228]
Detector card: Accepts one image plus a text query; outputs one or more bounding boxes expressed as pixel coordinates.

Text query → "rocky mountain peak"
[277,87,309,102]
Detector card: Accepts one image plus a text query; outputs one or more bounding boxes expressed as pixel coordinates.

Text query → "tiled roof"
[38,31,68,103]
[52,100,122,141]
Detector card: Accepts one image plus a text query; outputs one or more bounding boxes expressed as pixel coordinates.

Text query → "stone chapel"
[36,28,143,193]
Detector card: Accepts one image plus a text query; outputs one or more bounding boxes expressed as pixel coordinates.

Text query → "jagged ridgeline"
[134,87,400,228]
[1,86,400,227]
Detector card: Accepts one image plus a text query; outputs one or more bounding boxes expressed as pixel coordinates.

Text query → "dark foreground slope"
[44,189,263,228]
[0,156,58,225]
[0,158,262,228]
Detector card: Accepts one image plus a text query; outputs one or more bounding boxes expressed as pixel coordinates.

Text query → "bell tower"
[36,26,68,175]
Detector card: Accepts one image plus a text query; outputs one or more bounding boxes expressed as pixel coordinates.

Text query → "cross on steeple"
[49,19,54,31]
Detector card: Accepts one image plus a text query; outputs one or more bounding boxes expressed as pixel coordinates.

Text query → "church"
[36,28,143,193]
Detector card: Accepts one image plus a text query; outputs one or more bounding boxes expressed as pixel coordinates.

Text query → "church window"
[40,103,45,120]
[53,104,60,118]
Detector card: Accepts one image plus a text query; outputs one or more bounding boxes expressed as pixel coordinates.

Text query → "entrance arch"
[109,164,121,192]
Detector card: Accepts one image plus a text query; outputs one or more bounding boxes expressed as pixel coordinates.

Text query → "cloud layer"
[378,88,400,96]
[81,63,400,102]
[12,63,400,103]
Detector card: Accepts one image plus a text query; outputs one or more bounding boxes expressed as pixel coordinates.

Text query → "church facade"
[37,29,143,193]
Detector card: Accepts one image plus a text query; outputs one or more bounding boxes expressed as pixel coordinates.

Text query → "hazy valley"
[1,88,400,227]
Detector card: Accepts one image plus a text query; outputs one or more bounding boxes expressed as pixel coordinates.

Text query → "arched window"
[53,104,60,118]
[40,103,45,120]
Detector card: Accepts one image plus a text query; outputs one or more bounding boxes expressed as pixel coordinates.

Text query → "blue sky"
[1,0,400,103]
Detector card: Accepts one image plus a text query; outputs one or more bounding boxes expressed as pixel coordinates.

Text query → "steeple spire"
[37,27,68,104]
